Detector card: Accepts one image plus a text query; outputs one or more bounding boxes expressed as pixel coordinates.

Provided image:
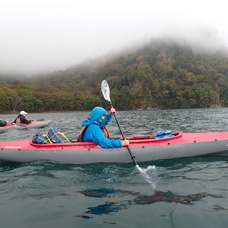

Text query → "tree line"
[1,38,228,113]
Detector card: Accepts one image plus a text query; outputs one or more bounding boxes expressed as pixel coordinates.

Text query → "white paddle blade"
[101,80,111,102]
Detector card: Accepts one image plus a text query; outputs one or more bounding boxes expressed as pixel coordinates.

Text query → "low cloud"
[0,0,227,75]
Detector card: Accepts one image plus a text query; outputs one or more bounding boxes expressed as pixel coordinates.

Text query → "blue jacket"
[81,107,122,148]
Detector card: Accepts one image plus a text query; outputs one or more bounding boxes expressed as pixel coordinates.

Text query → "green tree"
[17,88,43,112]
[0,87,20,112]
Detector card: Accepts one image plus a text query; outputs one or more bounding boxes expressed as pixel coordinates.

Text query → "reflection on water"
[77,188,223,219]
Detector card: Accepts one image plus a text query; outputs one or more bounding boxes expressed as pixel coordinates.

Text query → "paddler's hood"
[81,107,110,128]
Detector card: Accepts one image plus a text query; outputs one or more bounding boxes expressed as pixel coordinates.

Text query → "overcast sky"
[0,0,227,75]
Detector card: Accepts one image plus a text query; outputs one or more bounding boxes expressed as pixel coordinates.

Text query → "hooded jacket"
[80,107,122,148]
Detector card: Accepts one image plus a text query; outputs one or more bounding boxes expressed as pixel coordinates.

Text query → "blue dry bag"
[48,128,70,143]
[32,132,52,144]
[155,130,174,139]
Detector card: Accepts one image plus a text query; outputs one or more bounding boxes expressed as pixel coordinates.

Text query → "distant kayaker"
[14,111,32,124]
[77,106,129,148]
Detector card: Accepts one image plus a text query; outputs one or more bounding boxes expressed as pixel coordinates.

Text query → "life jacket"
[14,114,23,124]
[15,118,21,124]
[102,126,109,138]
[14,115,31,124]
[77,124,109,142]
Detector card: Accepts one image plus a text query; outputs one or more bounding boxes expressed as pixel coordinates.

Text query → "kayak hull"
[0,120,51,131]
[0,128,5,134]
[0,132,228,164]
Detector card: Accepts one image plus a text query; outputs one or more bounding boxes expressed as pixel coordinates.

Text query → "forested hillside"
[1,38,228,112]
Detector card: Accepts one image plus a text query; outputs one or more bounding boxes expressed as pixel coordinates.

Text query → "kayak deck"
[1,131,228,150]
[29,132,181,147]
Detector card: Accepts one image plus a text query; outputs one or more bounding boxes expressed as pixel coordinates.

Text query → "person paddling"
[77,107,129,148]
[14,111,32,124]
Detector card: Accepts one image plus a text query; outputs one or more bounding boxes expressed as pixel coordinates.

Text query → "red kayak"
[0,131,228,164]
[0,120,51,131]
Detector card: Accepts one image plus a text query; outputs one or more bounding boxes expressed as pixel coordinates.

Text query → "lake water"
[1,108,228,228]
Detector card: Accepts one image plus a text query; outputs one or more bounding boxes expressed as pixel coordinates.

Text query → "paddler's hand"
[121,139,129,146]
[110,107,116,114]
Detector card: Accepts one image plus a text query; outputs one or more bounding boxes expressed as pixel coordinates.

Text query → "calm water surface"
[1,108,228,228]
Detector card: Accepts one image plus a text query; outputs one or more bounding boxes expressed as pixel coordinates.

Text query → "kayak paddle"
[101,80,144,172]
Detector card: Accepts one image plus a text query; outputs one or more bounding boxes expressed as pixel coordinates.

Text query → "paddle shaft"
[109,102,138,166]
